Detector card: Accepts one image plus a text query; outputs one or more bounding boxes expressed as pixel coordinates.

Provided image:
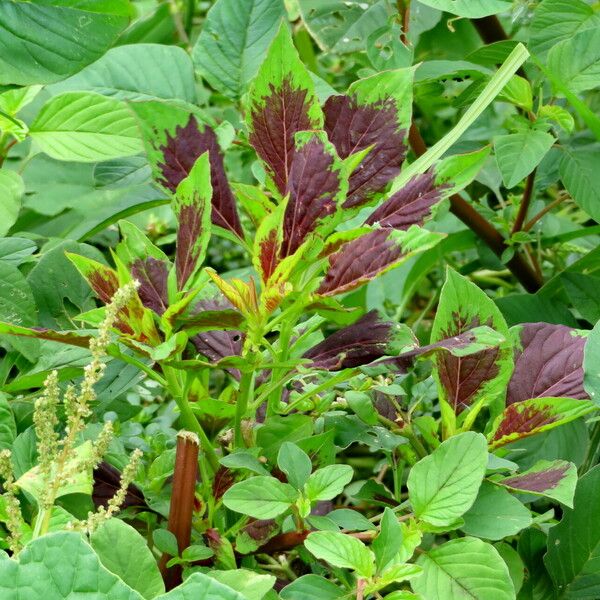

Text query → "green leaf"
[414,537,515,600]
[544,465,600,598]
[192,0,285,99]
[157,572,248,600]
[461,481,532,540]
[30,92,143,162]
[305,464,353,502]
[547,28,600,94]
[49,44,196,102]
[219,451,270,476]
[430,269,512,418]
[0,1,130,85]
[280,574,345,600]
[91,519,165,599]
[222,476,298,519]
[414,0,510,18]
[372,507,403,573]
[304,531,375,578]
[206,570,275,600]
[0,393,15,451]
[153,529,179,557]
[16,442,94,503]
[0,531,142,599]
[277,442,312,490]
[584,319,600,403]
[529,0,600,57]
[407,432,488,527]
[494,130,555,188]
[0,170,22,237]
[0,261,39,361]
[559,145,600,224]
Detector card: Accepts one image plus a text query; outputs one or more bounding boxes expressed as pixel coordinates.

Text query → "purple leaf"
[93,461,149,512]
[324,93,407,209]
[303,311,396,370]
[159,115,243,238]
[131,257,169,315]
[507,323,588,404]
[365,172,443,229]
[281,132,344,258]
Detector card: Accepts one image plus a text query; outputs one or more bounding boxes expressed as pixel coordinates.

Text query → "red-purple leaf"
[131,257,169,315]
[496,460,577,506]
[131,102,243,238]
[488,397,596,450]
[507,323,588,405]
[316,227,441,297]
[281,132,345,258]
[323,69,413,209]
[365,172,443,229]
[303,311,405,371]
[247,25,323,195]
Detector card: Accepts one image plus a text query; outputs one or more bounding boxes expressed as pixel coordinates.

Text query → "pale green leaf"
[305,464,353,502]
[559,145,600,224]
[222,476,298,519]
[278,442,312,490]
[0,170,22,237]
[414,0,510,18]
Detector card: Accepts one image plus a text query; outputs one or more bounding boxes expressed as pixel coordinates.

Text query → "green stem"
[235,370,255,448]
[267,317,294,416]
[163,366,219,472]
[581,419,600,474]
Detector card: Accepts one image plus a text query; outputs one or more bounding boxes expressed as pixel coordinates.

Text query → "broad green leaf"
[16,442,94,503]
[495,459,577,507]
[30,92,143,162]
[0,393,15,451]
[547,28,600,94]
[222,476,298,519]
[0,260,39,361]
[298,0,392,54]
[584,319,600,403]
[304,464,353,502]
[304,531,375,578]
[0,237,36,267]
[280,574,345,600]
[219,451,270,476]
[0,531,141,599]
[172,152,212,289]
[494,130,555,188]
[49,44,196,102]
[372,507,403,573]
[0,170,22,237]
[495,542,525,596]
[488,397,596,450]
[559,145,600,224]
[192,0,285,99]
[430,269,512,418]
[91,519,165,599]
[407,432,488,527]
[545,465,600,598]
[157,572,247,600]
[461,482,532,540]
[277,442,312,490]
[530,0,600,57]
[0,1,130,85]
[207,570,276,600]
[414,0,510,18]
[255,414,313,463]
[414,537,515,599]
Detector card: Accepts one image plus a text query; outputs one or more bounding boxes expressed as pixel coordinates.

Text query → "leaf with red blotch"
[253,199,286,285]
[431,269,513,416]
[303,311,415,371]
[66,253,160,345]
[130,100,243,238]
[116,221,171,315]
[316,226,443,297]
[488,397,596,450]
[247,24,323,195]
[173,152,212,290]
[324,68,413,209]
[495,459,577,507]
[507,323,589,405]
[366,147,491,229]
[281,131,348,258]
[0,322,91,348]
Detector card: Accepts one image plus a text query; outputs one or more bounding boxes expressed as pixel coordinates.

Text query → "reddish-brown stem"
[523,196,566,232]
[0,138,17,168]
[408,125,542,292]
[512,169,536,234]
[160,431,199,590]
